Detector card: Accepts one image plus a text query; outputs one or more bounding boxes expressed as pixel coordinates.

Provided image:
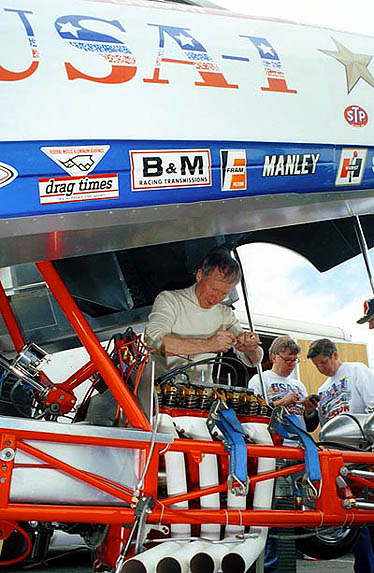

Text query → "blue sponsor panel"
[0,140,372,219]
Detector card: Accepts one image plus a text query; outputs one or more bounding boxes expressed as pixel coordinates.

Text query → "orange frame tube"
[36,261,151,431]
[0,281,25,352]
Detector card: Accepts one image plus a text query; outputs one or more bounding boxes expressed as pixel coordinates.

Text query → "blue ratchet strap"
[276,413,321,482]
[214,407,248,495]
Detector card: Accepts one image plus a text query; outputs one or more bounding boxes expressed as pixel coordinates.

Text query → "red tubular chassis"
[0,260,373,570]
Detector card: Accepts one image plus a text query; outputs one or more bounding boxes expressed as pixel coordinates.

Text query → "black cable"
[156,355,242,385]
[9,380,34,417]
[336,413,368,442]
[317,440,371,452]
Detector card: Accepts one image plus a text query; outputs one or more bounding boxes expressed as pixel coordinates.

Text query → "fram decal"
[0,162,18,188]
[220,150,247,191]
[335,148,367,186]
[262,154,320,177]
[38,174,119,204]
[344,105,368,127]
[41,145,110,176]
[130,150,211,190]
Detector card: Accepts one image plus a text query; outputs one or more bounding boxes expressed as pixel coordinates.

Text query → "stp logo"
[344,105,368,127]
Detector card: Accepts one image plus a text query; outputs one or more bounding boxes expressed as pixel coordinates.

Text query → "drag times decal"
[39,174,119,204]
[220,150,247,191]
[335,148,367,186]
[130,150,211,190]
[41,145,110,176]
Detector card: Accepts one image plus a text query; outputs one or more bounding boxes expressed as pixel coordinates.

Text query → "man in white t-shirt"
[144,247,263,383]
[307,338,374,426]
[307,337,374,573]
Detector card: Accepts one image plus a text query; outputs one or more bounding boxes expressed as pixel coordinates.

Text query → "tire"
[295,525,361,560]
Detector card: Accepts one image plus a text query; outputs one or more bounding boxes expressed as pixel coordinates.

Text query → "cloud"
[236,243,374,366]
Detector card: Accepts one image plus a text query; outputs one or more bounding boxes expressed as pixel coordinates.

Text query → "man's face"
[272,348,299,377]
[195,267,235,309]
[311,351,340,377]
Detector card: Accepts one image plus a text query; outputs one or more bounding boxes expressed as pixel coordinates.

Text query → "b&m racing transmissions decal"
[129,150,211,190]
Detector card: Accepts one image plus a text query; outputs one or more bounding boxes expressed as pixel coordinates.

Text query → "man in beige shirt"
[145,247,263,383]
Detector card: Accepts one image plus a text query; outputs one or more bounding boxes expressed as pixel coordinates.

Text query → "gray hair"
[200,247,241,284]
[307,338,337,359]
[269,335,301,361]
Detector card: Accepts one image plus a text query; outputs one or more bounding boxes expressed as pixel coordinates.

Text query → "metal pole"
[233,249,268,403]
[354,216,374,295]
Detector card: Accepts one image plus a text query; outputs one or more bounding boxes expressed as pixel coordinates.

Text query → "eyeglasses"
[276,353,300,365]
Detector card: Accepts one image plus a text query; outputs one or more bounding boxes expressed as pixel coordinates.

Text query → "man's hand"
[235,331,261,354]
[208,330,237,352]
[302,394,320,416]
[275,390,299,407]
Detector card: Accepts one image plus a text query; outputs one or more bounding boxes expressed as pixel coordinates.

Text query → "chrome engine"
[319,413,374,449]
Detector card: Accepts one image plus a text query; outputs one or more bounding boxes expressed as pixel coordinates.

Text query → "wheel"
[295,525,361,560]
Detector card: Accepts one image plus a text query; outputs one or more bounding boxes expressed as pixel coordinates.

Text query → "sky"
[214,0,374,37]
[213,0,374,366]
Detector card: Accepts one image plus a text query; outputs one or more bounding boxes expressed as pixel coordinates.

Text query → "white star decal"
[175,33,195,47]
[258,43,274,56]
[320,38,374,93]
[58,22,81,38]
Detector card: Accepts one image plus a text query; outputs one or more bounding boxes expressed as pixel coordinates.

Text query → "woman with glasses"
[249,335,319,435]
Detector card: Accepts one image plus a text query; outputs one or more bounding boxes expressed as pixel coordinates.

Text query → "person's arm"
[268,390,299,408]
[144,292,237,357]
[303,402,320,431]
[299,382,320,431]
[357,364,374,413]
[161,330,236,356]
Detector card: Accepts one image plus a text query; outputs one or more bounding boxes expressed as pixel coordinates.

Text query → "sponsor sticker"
[41,145,110,176]
[262,154,320,177]
[344,105,368,127]
[220,150,247,191]
[335,148,367,186]
[130,149,211,190]
[39,174,119,205]
[0,162,18,188]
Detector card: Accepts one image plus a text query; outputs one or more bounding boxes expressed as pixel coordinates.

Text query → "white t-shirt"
[144,284,263,383]
[249,370,308,445]
[318,362,374,426]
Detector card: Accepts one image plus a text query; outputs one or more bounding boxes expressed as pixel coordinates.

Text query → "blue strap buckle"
[207,399,249,496]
